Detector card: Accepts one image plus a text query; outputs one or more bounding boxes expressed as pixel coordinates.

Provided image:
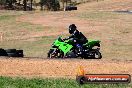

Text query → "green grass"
[0,36,57,57]
[0,15,47,37]
[0,12,56,57]
[16,22,45,32]
[77,11,120,20]
[0,76,131,88]
[0,15,16,20]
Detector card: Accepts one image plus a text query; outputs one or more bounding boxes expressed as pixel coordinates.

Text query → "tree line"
[0,0,101,11]
[0,0,73,11]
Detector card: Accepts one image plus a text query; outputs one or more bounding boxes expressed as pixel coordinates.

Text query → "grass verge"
[0,36,57,57]
[0,76,131,88]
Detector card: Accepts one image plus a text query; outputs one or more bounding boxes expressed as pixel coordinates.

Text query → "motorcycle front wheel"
[47,49,64,58]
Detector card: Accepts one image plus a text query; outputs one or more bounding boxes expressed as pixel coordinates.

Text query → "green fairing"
[52,37,100,55]
[53,39,73,55]
[85,39,101,48]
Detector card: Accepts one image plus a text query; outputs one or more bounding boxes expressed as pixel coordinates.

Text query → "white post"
[0,32,3,41]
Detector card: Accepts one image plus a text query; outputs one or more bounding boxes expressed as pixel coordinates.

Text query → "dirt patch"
[78,0,132,11]
[0,58,132,78]
[16,0,132,40]
[15,0,132,41]
[16,13,106,41]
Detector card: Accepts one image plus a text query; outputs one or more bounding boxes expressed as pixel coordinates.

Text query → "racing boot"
[76,44,83,55]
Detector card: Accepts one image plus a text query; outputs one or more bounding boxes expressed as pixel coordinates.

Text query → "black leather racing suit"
[65,30,88,54]
[66,30,88,44]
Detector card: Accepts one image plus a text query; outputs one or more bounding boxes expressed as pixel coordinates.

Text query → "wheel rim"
[49,49,64,58]
[50,53,56,58]
[95,52,99,58]
[50,50,58,58]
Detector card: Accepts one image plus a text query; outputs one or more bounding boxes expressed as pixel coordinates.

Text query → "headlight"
[52,44,54,47]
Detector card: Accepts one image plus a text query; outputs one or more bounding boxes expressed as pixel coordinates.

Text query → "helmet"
[69,24,77,34]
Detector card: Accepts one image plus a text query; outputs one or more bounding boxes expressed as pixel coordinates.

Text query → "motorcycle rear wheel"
[93,49,102,59]
[83,49,102,59]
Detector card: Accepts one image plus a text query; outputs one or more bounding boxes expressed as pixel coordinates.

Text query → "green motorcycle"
[47,36,102,59]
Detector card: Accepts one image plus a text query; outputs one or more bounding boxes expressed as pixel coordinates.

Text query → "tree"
[5,0,16,9]
[60,0,71,9]
[60,0,64,9]
[0,0,6,5]
[23,0,27,11]
[40,0,60,11]
[40,0,47,10]
[30,0,33,10]
[50,0,60,11]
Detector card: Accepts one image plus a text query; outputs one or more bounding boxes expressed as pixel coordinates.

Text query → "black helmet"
[69,24,77,34]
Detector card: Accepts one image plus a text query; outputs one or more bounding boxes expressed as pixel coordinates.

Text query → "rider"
[64,24,88,55]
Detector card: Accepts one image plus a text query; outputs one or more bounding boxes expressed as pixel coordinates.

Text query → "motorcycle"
[47,36,102,59]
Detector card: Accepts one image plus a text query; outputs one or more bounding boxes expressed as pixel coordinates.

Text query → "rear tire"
[83,49,102,59]
[94,50,102,59]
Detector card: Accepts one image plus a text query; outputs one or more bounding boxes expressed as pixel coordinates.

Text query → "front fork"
[52,48,64,58]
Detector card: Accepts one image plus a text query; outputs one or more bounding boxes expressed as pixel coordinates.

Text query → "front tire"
[47,49,54,58]
[47,49,64,58]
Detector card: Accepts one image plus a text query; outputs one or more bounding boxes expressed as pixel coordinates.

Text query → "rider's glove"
[63,37,69,41]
